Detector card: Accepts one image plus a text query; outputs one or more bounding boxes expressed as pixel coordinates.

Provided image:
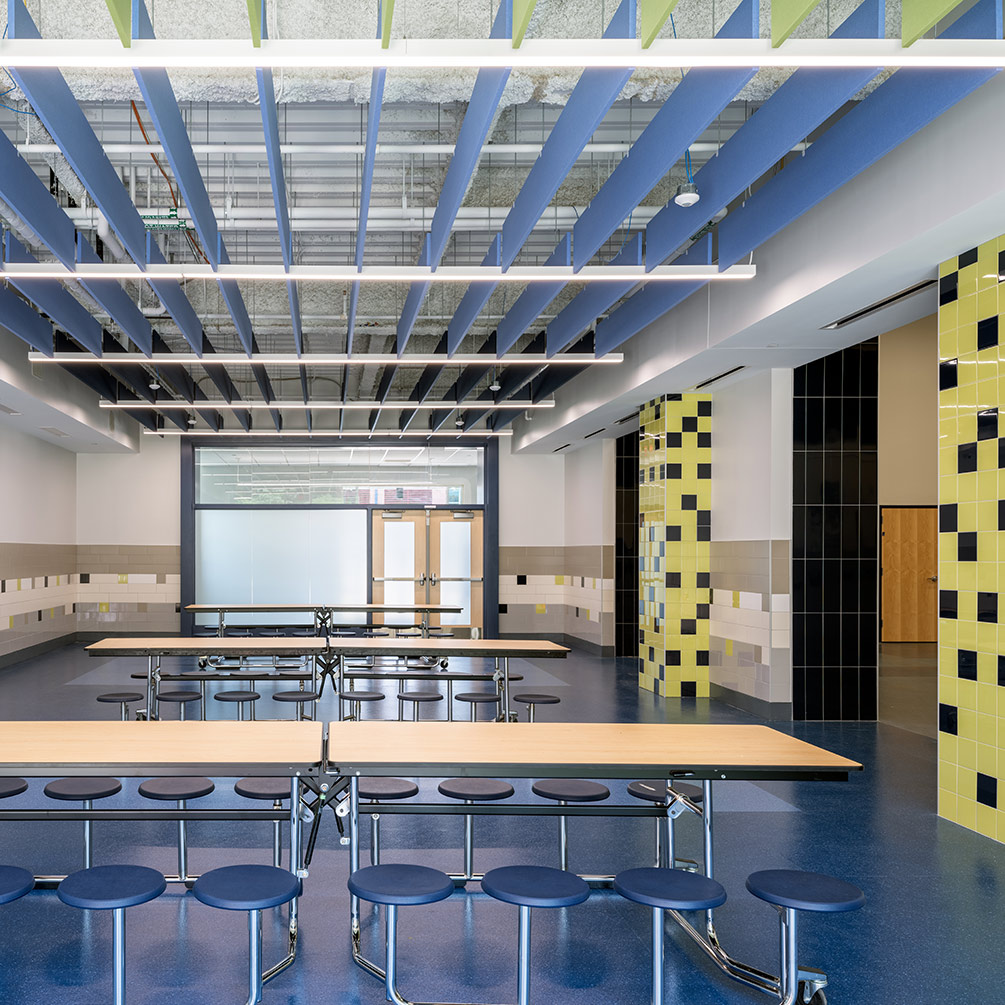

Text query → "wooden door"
[371,510,427,628]
[429,510,484,637]
[881,507,938,642]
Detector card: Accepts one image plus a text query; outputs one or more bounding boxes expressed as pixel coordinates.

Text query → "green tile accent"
[771,0,823,46]
[513,0,539,47]
[902,0,961,46]
[641,0,679,48]
[104,0,132,48]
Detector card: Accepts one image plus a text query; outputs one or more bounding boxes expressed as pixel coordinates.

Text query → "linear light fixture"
[0,263,755,283]
[101,399,555,410]
[29,352,622,366]
[819,279,936,330]
[1,37,1004,70]
[142,428,514,437]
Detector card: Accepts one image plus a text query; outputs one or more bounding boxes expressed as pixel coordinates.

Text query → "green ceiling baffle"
[902,0,963,45]
[513,0,539,46]
[641,0,678,48]
[246,0,263,47]
[771,0,823,46]
[381,0,396,48]
[105,0,132,47]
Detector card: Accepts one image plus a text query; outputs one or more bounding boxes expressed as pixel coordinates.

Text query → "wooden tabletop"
[0,721,324,776]
[186,603,463,614]
[327,722,861,781]
[328,638,568,658]
[87,637,329,657]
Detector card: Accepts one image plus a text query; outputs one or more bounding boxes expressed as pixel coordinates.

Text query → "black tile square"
[999,249,1005,278]
[1000,500,1005,531]
[939,273,958,306]
[1000,437,1005,469]
[696,572,710,589]
[696,603,709,620]
[998,655,1005,687]
[682,416,698,432]
[940,503,958,532]
[666,572,681,588]
[681,495,697,510]
[978,592,998,623]
[697,463,711,479]
[697,525,711,542]
[958,442,978,473]
[939,590,958,619]
[804,669,824,720]
[939,703,958,735]
[939,359,959,391]
[978,316,999,351]
[979,408,999,441]
[666,650,681,666]
[959,532,978,562]
[79,573,90,585]
[977,772,998,809]
[697,432,711,448]
[498,604,508,615]
[696,509,711,526]
[680,619,696,635]
[516,574,527,585]
[958,649,978,680]
[959,247,979,268]
[668,463,682,479]
[680,681,697,698]
[666,525,681,542]
[698,400,712,416]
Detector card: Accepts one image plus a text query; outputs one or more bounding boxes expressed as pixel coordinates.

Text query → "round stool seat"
[615,868,727,911]
[138,776,215,801]
[397,691,443,703]
[45,777,122,801]
[193,864,300,911]
[482,866,589,909]
[358,777,419,801]
[455,692,500,704]
[156,690,201,703]
[532,779,610,803]
[235,777,290,801]
[746,870,865,913]
[438,778,514,801]
[129,673,147,680]
[58,865,165,910]
[0,866,33,905]
[627,780,704,804]
[0,778,28,800]
[271,690,321,703]
[286,627,315,637]
[342,691,385,703]
[96,692,144,705]
[513,693,560,706]
[349,864,453,907]
[214,690,260,702]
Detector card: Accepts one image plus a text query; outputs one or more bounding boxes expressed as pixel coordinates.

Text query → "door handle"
[429,573,438,587]
[928,576,938,583]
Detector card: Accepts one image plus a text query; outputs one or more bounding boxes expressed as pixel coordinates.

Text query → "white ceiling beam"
[2,37,1005,69]
[29,352,622,366]
[100,399,555,410]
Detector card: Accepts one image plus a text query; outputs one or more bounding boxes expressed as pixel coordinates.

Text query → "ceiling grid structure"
[0,0,1001,447]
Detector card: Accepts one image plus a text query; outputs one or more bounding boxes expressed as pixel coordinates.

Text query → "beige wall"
[879,315,938,505]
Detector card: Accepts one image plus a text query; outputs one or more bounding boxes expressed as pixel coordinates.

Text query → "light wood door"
[429,510,484,637]
[881,508,938,642]
[371,511,428,628]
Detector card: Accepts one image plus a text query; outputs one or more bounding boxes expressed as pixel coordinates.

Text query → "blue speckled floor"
[0,643,997,1003]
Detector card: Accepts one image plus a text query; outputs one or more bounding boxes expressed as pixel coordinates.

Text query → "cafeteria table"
[0,720,324,986]
[326,720,861,1002]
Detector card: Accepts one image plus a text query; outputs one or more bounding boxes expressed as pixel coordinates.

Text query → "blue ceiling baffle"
[496,234,571,354]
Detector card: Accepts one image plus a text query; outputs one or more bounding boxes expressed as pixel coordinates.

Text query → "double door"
[371,509,484,636]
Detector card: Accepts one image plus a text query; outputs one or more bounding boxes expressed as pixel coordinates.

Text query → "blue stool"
[437,777,514,879]
[193,865,301,1005]
[234,777,291,869]
[0,866,33,906]
[348,864,453,1003]
[627,780,703,869]
[138,776,214,884]
[747,869,865,1005]
[58,865,166,1005]
[614,868,726,1004]
[481,865,590,1005]
[358,777,419,866]
[44,776,122,868]
[0,778,28,800]
[532,778,609,871]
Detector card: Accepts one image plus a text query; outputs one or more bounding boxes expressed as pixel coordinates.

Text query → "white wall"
[76,435,180,546]
[712,369,792,541]
[498,438,565,547]
[563,438,615,547]
[0,424,77,543]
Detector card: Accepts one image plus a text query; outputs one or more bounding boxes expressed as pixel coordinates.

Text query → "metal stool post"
[558,800,568,872]
[112,907,126,1005]
[83,798,93,870]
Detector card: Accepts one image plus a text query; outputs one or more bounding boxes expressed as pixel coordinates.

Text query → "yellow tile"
[978,286,999,318]
[959,765,977,800]
[995,810,1005,844]
[98,602,109,613]
[959,706,978,738]
[978,655,997,686]
[938,788,958,823]
[941,676,958,706]
[958,564,977,592]
[977,713,997,746]
[977,803,998,838]
[939,257,957,278]
[977,622,997,653]
[978,470,998,504]
[535,604,546,615]
[959,501,977,532]
[958,737,977,769]
[958,291,978,327]
[938,759,957,791]
[978,440,998,473]
[958,619,977,649]
[977,740,998,775]
[940,733,958,764]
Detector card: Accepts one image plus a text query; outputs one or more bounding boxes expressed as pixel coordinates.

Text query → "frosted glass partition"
[195,509,368,625]
[196,445,483,505]
[382,521,416,625]
[439,522,472,626]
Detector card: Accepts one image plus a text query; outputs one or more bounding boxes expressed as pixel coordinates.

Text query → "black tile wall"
[792,339,879,721]
[615,430,640,658]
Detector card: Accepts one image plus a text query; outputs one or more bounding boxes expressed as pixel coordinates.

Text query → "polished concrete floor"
[0,643,996,1003]
[878,642,937,739]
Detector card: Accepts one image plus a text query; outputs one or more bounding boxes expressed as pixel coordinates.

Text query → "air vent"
[40,426,69,437]
[820,279,936,330]
[552,443,571,452]
[583,427,606,440]
[615,411,639,425]
[694,365,746,390]
[0,403,21,416]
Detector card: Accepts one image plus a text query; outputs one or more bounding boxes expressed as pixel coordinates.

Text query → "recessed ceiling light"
[0,404,22,416]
